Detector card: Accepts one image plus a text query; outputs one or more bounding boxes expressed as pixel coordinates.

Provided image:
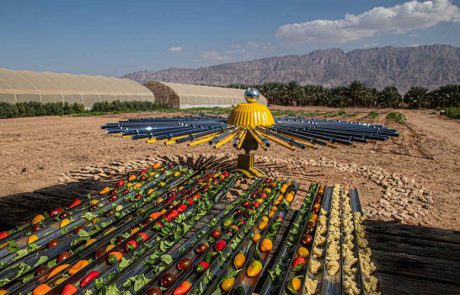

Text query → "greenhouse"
[0,68,154,108]
[144,81,268,108]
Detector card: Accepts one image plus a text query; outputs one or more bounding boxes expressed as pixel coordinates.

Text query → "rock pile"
[257,156,435,226]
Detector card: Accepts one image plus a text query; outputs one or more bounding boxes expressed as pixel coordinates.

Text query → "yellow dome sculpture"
[228,98,275,128]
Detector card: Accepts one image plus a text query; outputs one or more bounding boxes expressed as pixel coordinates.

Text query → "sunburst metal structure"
[102,88,398,177]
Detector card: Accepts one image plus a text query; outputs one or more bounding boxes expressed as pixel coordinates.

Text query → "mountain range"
[124,44,460,93]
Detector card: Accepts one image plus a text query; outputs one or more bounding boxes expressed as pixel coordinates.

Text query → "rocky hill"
[124,45,460,92]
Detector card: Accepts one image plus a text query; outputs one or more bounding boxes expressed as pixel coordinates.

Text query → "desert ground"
[0,108,459,230]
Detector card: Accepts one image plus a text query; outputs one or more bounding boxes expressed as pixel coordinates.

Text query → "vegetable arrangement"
[0,162,381,295]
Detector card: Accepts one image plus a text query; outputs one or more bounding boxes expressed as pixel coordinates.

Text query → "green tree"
[283,81,304,106]
[344,81,372,107]
[428,84,460,108]
[377,86,402,108]
[404,87,429,109]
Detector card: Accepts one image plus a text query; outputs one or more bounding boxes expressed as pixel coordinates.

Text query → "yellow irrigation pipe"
[257,126,316,150]
[237,130,248,150]
[188,131,224,147]
[164,134,196,145]
[256,129,295,151]
[214,130,238,149]
[248,128,267,150]
[235,128,245,140]
[146,137,160,144]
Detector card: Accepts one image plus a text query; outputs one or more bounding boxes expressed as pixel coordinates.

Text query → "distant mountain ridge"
[124,45,460,93]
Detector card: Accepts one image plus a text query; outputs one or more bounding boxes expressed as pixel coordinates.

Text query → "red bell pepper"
[215,240,227,251]
[135,232,149,243]
[134,193,142,200]
[291,257,306,271]
[109,195,117,202]
[116,180,125,187]
[177,204,187,214]
[61,283,78,295]
[186,198,194,205]
[80,271,100,287]
[49,207,64,216]
[125,240,138,252]
[167,209,179,220]
[195,261,209,273]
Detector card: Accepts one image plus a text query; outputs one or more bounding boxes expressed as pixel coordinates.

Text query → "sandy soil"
[0,108,458,230]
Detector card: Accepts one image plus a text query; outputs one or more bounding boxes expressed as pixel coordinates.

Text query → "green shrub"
[0,100,172,118]
[386,112,406,124]
[0,102,86,118]
[90,100,167,113]
[444,107,460,119]
[367,111,379,118]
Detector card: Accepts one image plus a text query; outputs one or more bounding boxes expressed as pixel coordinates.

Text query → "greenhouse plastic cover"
[0,68,154,108]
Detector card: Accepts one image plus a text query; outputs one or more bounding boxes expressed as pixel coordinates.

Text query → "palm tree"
[404,87,429,109]
[330,86,348,107]
[282,81,304,106]
[429,84,460,108]
[344,81,372,107]
[378,86,402,108]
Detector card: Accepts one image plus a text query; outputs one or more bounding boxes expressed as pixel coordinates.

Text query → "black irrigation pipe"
[270,127,328,146]
[277,127,353,145]
[260,128,306,149]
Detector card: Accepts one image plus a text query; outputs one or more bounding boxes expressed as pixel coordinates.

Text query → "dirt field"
[0,108,459,230]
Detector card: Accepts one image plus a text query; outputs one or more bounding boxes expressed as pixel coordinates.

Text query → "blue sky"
[0,0,459,76]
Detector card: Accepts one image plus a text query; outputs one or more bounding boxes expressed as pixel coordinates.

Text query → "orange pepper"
[85,239,96,247]
[48,264,70,279]
[260,239,273,253]
[68,260,89,276]
[98,187,111,195]
[105,244,116,252]
[128,175,137,181]
[247,260,263,277]
[149,212,163,220]
[33,284,52,295]
[54,277,67,285]
[258,222,268,230]
[153,162,162,169]
[32,214,45,225]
